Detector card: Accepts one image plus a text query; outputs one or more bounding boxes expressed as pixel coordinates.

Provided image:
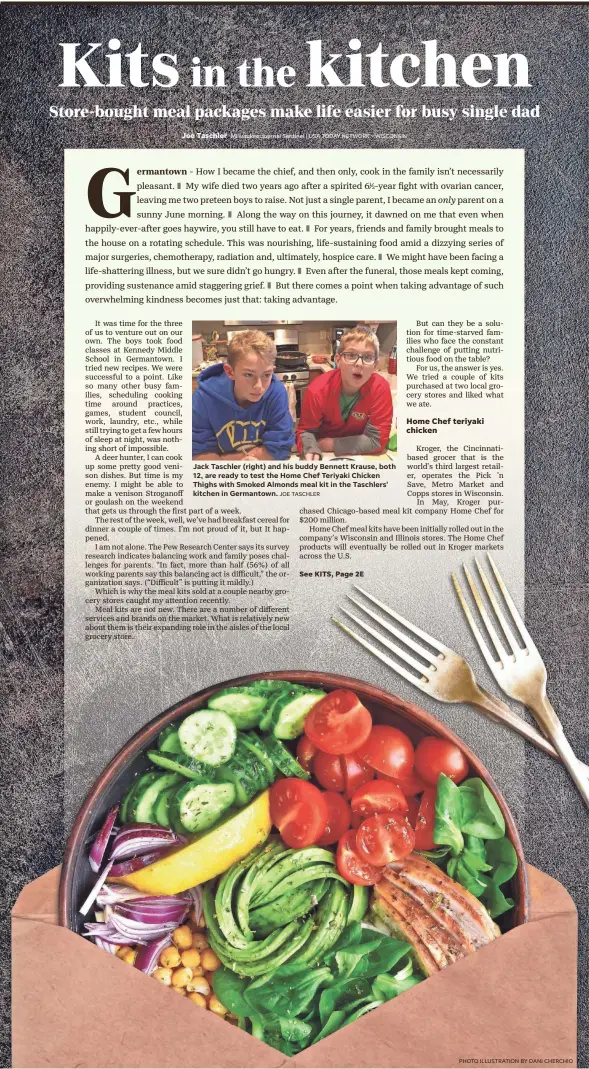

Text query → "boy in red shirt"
[296,327,392,459]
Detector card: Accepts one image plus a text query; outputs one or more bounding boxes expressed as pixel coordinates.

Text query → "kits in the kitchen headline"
[192,327,393,462]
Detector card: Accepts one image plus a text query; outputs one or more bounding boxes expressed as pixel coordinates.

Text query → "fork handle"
[528,695,589,810]
[472,689,589,781]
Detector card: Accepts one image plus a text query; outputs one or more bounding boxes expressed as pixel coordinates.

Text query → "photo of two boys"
[192,323,396,462]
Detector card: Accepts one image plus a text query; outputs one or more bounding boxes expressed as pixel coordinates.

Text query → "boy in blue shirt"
[192,330,295,461]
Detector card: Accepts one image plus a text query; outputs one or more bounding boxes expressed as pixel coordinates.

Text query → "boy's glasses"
[339,351,378,366]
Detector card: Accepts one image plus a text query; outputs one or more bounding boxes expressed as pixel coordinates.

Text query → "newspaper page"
[3,5,587,1068]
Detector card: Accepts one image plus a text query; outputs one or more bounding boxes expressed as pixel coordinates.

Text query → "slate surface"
[1,5,587,1067]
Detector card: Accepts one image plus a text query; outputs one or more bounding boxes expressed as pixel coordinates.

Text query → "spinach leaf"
[433,773,464,855]
[458,778,505,839]
[371,965,422,1002]
[447,855,488,898]
[212,967,252,1018]
[463,835,492,871]
[336,936,412,982]
[484,836,518,886]
[479,875,515,918]
[319,977,373,1024]
[245,963,332,1019]
[416,846,451,862]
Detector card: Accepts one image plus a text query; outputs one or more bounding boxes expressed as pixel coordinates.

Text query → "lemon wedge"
[111,790,271,895]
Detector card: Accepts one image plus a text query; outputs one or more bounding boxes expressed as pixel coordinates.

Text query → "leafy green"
[432,777,516,919]
[479,875,515,918]
[484,836,518,885]
[433,773,464,855]
[212,968,252,1017]
[244,963,332,1018]
[458,779,505,839]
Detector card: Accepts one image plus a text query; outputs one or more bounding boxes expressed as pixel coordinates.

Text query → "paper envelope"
[12,864,577,1069]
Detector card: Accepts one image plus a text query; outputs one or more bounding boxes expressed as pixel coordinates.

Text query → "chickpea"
[172,925,193,950]
[209,996,228,1017]
[187,992,207,1008]
[171,966,193,988]
[180,948,201,969]
[171,985,186,996]
[200,949,221,972]
[152,967,172,986]
[192,932,209,951]
[159,946,182,969]
[118,947,137,966]
[185,977,210,996]
[115,945,132,959]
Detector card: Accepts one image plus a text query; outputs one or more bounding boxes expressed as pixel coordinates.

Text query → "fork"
[452,554,589,809]
[332,586,589,782]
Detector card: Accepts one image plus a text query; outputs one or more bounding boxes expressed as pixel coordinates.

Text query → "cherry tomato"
[405,795,421,829]
[414,737,469,786]
[355,813,415,867]
[304,690,373,755]
[377,769,428,796]
[296,736,318,775]
[316,792,351,846]
[414,787,437,850]
[357,725,415,780]
[269,778,328,849]
[342,752,374,797]
[350,780,408,821]
[336,829,384,886]
[313,751,345,792]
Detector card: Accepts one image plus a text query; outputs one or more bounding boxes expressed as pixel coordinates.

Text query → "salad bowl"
[59,669,529,933]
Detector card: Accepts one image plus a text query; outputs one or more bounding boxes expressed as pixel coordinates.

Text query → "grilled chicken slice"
[387,854,499,948]
[374,879,467,970]
[369,852,499,977]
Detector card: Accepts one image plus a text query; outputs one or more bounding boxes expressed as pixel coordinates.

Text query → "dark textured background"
[1,4,587,1066]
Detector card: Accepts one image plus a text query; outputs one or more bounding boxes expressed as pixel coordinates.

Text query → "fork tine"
[353,585,447,654]
[474,559,520,656]
[339,607,433,677]
[332,616,428,689]
[486,552,538,653]
[462,565,507,664]
[451,573,500,676]
[346,594,436,664]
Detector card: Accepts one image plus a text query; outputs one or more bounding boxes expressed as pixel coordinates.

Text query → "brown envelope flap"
[11,864,578,1069]
[12,919,293,1069]
[11,865,61,923]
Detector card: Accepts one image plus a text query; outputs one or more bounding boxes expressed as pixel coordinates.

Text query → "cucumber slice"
[271,688,326,740]
[170,780,236,834]
[157,724,183,753]
[216,740,263,806]
[153,782,179,827]
[147,750,217,781]
[130,771,182,824]
[178,710,236,767]
[120,770,159,825]
[240,735,276,787]
[260,735,310,780]
[259,684,294,732]
[208,688,267,730]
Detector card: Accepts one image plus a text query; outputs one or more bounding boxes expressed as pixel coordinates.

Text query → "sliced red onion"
[94,937,119,955]
[84,922,141,945]
[96,884,147,905]
[108,848,171,877]
[110,914,179,943]
[108,825,185,863]
[186,885,204,925]
[79,862,114,917]
[115,896,189,922]
[134,934,173,975]
[89,806,120,873]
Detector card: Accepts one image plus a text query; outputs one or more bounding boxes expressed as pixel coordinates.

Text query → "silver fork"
[332,586,589,781]
[452,554,589,809]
